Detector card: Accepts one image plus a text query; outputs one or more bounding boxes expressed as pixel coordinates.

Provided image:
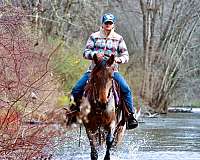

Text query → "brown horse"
[78,54,127,160]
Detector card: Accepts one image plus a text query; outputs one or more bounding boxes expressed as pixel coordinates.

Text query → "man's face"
[102,21,114,31]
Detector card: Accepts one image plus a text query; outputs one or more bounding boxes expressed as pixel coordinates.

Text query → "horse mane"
[85,60,106,100]
[84,59,113,103]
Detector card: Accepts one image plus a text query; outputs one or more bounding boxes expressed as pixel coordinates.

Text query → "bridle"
[90,60,114,111]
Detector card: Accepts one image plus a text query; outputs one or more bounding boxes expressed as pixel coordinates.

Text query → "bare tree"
[139,0,200,113]
[0,6,66,159]
[1,0,199,113]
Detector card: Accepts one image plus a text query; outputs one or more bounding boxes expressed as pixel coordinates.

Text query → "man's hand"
[115,57,122,64]
[96,53,104,61]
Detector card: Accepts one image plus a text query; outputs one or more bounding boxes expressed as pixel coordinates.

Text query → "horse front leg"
[86,129,98,160]
[104,121,116,160]
[91,146,98,160]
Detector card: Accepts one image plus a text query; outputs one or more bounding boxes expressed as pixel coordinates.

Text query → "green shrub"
[50,38,89,93]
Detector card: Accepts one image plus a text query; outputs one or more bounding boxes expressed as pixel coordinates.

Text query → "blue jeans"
[71,72,134,113]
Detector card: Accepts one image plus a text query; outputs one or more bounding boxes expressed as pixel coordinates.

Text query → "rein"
[86,59,114,115]
[92,80,113,111]
[64,108,77,115]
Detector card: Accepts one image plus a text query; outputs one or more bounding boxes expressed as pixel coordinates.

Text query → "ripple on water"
[107,151,200,160]
[54,112,200,160]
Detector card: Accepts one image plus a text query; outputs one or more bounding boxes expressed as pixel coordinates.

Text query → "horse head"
[88,54,115,106]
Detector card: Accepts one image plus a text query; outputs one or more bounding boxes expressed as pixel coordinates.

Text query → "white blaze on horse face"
[99,80,112,104]
[99,89,107,103]
[102,80,112,103]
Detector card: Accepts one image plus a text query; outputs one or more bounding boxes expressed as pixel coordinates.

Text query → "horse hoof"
[104,156,110,160]
[91,150,98,160]
[91,155,98,160]
[104,153,110,160]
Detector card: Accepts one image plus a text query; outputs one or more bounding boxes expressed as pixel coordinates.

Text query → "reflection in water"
[54,112,200,160]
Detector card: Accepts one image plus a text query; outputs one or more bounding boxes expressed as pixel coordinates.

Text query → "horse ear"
[93,53,98,64]
[106,54,115,66]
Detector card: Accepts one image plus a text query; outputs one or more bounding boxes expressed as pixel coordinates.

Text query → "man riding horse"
[70,13,138,130]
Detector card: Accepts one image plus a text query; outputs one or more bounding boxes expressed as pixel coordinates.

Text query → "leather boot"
[127,113,138,130]
[66,96,80,125]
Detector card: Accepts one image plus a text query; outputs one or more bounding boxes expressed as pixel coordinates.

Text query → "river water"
[54,111,200,160]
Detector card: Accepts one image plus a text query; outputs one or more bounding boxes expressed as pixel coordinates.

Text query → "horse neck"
[85,79,115,114]
[84,79,95,102]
